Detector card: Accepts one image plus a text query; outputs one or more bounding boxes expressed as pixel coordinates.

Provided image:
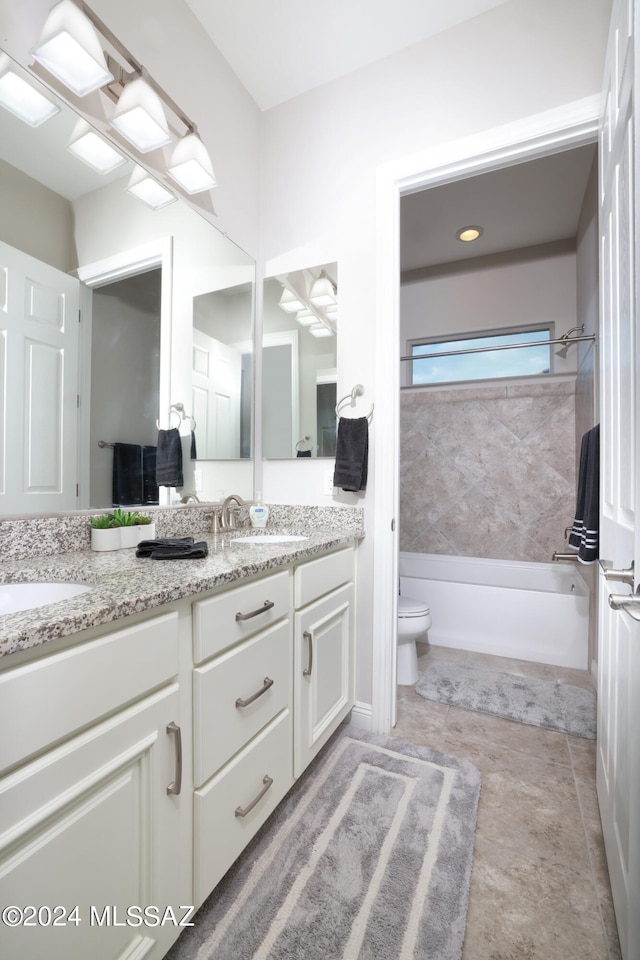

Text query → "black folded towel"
[156,428,183,487]
[136,537,208,559]
[333,416,368,492]
[142,445,159,504]
[112,442,143,506]
[568,424,599,563]
[190,429,197,460]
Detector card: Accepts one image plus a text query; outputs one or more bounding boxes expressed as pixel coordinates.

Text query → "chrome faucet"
[220,494,245,530]
[180,493,200,503]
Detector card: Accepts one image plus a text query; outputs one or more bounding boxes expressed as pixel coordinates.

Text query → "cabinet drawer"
[294,547,354,609]
[193,569,291,664]
[193,618,291,785]
[194,709,293,906]
[0,612,179,773]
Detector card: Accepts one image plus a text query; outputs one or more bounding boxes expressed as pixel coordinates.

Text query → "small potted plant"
[89,510,155,551]
[89,512,121,552]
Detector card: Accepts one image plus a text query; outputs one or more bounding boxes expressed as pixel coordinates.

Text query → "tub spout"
[552,551,580,562]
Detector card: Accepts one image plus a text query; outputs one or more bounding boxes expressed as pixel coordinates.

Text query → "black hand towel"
[333,416,368,492]
[112,442,143,506]
[156,428,183,487]
[137,537,194,557]
[136,537,208,560]
[142,445,159,504]
[190,429,197,460]
[568,424,599,563]
[297,449,312,457]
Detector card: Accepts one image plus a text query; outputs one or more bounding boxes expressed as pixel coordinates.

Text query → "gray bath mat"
[416,660,596,739]
[166,725,480,960]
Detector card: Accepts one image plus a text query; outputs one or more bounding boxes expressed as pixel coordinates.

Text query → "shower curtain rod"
[399,333,596,363]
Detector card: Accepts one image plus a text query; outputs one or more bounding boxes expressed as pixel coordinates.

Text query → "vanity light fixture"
[295,309,317,327]
[308,323,334,338]
[111,75,171,153]
[67,120,126,173]
[278,286,305,313]
[31,0,114,97]
[168,130,217,194]
[456,225,483,242]
[308,270,337,307]
[0,65,60,126]
[126,165,176,209]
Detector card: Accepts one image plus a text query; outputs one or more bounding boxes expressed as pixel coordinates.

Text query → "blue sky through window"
[411,329,550,385]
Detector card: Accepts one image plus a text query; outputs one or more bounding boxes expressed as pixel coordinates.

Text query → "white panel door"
[0,240,79,512]
[191,328,241,458]
[597,1,640,957]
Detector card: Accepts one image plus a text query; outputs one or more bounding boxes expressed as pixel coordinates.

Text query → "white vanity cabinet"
[191,569,295,906]
[293,547,356,777]
[0,610,190,960]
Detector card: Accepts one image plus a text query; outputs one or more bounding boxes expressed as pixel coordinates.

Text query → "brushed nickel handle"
[303,630,313,677]
[235,676,274,708]
[234,775,273,818]
[609,592,640,611]
[166,721,182,796]
[235,600,275,622]
[602,560,635,588]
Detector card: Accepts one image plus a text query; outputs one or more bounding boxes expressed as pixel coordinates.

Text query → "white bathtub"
[399,552,589,670]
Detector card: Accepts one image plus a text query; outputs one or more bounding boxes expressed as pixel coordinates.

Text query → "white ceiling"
[184,0,511,110]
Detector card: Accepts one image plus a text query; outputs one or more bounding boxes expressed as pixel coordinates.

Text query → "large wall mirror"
[0,50,255,516]
[263,263,337,459]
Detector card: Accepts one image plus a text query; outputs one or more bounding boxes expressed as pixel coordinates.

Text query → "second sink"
[230,534,308,545]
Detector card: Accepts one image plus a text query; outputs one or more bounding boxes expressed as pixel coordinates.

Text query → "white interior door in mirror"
[0,240,79,513]
[192,328,241,459]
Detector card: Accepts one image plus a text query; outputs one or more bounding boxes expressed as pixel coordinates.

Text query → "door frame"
[370,96,601,734]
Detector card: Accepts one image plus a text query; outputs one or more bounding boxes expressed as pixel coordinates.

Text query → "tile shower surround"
[400,379,576,563]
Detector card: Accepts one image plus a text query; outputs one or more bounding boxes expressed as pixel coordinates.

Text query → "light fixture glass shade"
[31,0,114,96]
[295,309,316,326]
[278,287,305,313]
[111,76,171,153]
[309,323,334,338]
[67,122,125,174]
[168,132,217,194]
[308,275,337,307]
[127,166,176,210]
[0,68,60,126]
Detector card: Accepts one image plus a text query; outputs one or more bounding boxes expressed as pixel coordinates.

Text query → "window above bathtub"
[407,325,552,387]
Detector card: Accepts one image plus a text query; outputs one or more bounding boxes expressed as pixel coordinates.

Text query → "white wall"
[259,0,612,706]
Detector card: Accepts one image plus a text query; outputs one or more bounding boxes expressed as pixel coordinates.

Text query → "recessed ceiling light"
[456,225,483,242]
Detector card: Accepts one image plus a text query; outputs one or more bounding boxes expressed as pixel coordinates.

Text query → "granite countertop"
[0,526,362,659]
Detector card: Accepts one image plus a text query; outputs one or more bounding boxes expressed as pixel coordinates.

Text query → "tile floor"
[391,643,622,960]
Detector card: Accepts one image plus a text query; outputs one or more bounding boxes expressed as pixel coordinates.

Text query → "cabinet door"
[294,582,354,777]
[0,685,187,960]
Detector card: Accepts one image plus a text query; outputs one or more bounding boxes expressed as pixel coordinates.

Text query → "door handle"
[601,560,635,588]
[303,630,313,677]
[166,721,182,796]
[608,592,640,621]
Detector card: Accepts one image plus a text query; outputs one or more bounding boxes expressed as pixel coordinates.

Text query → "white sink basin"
[0,582,93,615]
[230,534,308,545]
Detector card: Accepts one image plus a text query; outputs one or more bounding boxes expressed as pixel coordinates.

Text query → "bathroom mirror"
[0,51,255,515]
[262,264,337,458]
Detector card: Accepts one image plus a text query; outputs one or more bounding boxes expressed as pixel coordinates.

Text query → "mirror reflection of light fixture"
[111,75,171,153]
[295,309,316,327]
[309,323,334,338]
[126,165,176,210]
[31,0,114,97]
[67,120,126,174]
[168,131,217,194]
[308,270,337,307]
[456,225,483,242]
[279,287,305,313]
[555,324,585,359]
[0,64,60,126]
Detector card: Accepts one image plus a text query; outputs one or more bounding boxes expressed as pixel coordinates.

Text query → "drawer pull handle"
[166,721,182,796]
[235,775,274,818]
[303,630,313,677]
[235,676,274,708]
[235,600,275,622]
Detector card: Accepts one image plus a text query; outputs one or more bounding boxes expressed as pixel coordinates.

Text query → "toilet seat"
[398,596,430,618]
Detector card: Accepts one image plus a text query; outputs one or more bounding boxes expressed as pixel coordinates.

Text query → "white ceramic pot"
[135,522,155,545]
[90,527,122,552]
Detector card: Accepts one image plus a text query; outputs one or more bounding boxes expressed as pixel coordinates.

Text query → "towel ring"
[156,402,197,431]
[335,384,374,423]
[296,435,312,451]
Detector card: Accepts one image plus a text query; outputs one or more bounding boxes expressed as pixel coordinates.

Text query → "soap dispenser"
[249,493,269,529]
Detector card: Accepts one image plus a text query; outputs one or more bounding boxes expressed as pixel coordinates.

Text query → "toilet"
[397,595,432,685]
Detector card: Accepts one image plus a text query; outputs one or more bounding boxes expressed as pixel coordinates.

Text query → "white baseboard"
[349,701,373,731]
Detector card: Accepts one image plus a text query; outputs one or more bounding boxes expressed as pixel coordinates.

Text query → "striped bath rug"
[166,726,480,960]
[416,659,597,739]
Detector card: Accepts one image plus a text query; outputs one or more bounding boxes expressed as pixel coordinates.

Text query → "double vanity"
[0,506,362,960]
